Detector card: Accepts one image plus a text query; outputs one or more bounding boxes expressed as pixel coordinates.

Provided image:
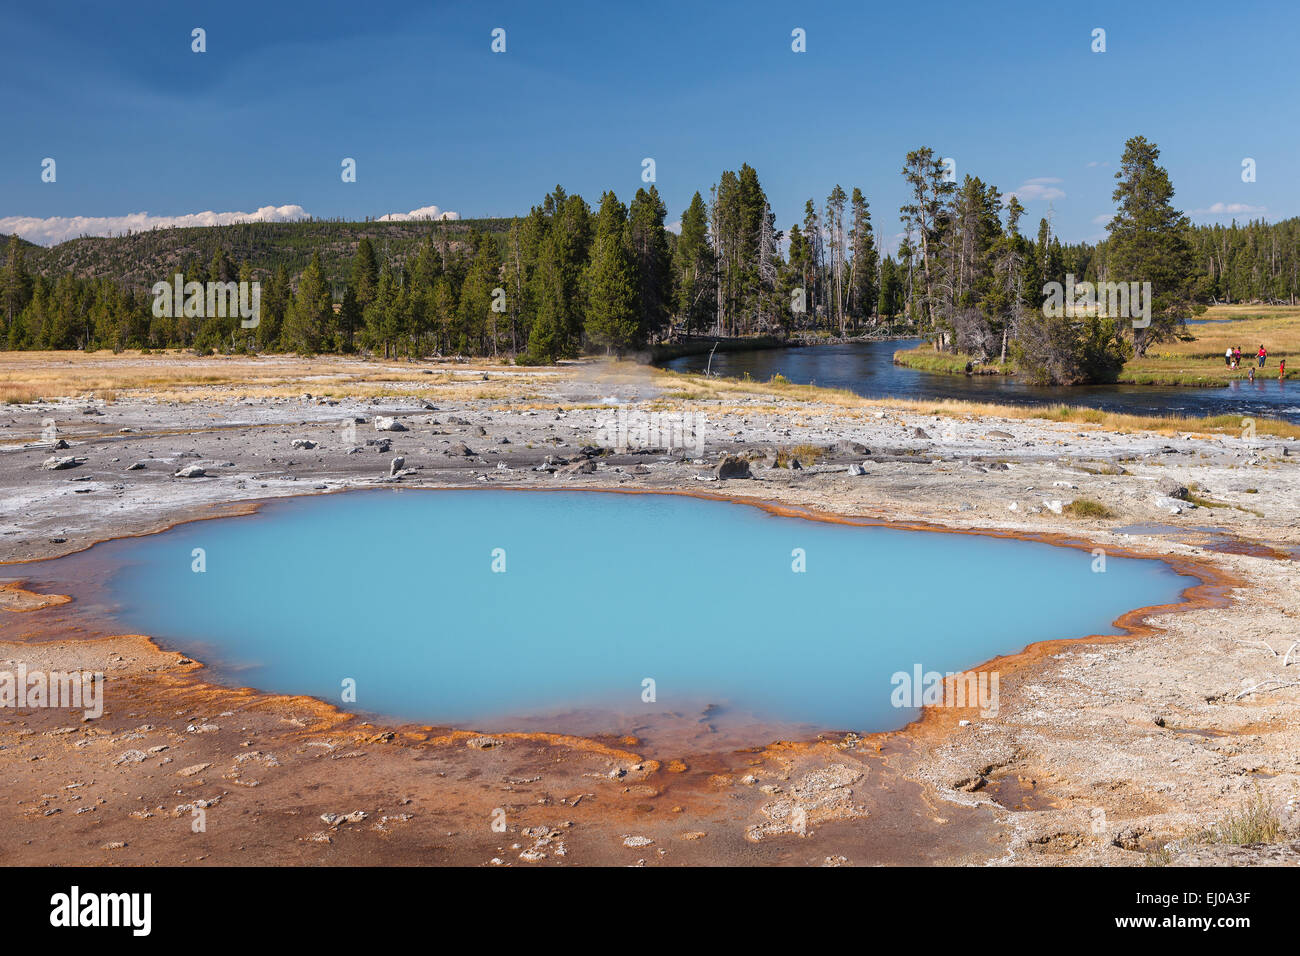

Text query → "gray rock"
[714,456,752,480]
[126,461,146,471]
[1157,478,1190,500]
[174,465,206,478]
[389,456,405,476]
[846,462,867,476]
[447,442,475,457]
[291,439,318,450]
[835,440,870,456]
[914,428,932,439]
[42,456,84,470]
[374,416,407,432]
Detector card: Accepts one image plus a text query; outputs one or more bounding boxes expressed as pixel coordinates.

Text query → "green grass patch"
[892,344,1015,376]
[775,443,822,467]
[1205,790,1286,846]
[1062,498,1116,519]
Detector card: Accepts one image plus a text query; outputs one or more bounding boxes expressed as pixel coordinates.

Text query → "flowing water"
[663,337,1300,424]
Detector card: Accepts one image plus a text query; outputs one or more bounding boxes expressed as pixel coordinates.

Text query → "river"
[662,337,1300,424]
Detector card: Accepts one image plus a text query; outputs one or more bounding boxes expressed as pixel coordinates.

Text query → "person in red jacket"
[1258,344,1267,368]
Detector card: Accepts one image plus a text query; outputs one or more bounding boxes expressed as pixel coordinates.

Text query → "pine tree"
[351,238,379,311]
[526,188,591,362]
[1,234,33,336]
[900,147,956,335]
[825,185,847,333]
[1105,135,1204,354]
[458,232,501,356]
[627,186,672,343]
[877,255,901,319]
[673,192,715,336]
[583,191,639,355]
[847,188,877,327]
[282,253,332,354]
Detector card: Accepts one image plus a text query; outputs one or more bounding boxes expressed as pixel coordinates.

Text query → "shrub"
[1062,498,1116,519]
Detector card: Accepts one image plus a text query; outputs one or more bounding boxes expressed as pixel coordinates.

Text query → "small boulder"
[447,442,475,457]
[714,456,752,480]
[1157,478,1190,500]
[42,456,83,471]
[847,462,867,476]
[389,456,405,476]
[174,465,206,478]
[291,439,318,450]
[374,417,407,432]
[835,439,870,456]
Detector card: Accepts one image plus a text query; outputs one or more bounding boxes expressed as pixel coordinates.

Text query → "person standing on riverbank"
[1280,359,1287,380]
[1226,347,1234,367]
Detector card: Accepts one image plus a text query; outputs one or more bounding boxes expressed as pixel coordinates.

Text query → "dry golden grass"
[1,384,43,404]
[4,346,1299,442]
[0,350,549,403]
[893,305,1299,385]
[1120,304,1297,385]
[649,367,1300,439]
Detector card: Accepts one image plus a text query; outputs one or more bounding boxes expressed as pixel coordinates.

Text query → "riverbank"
[1,351,1297,865]
[891,303,1299,387]
[892,345,1015,376]
[645,326,918,365]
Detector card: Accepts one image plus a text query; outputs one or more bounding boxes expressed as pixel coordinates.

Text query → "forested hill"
[3,138,1300,374]
[16,217,514,287]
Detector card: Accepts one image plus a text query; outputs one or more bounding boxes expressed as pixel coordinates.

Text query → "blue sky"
[1,0,1292,249]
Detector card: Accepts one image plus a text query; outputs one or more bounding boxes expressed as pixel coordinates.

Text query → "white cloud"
[1086,161,1110,168]
[376,204,460,222]
[1191,202,1266,216]
[0,204,311,246]
[1002,178,1066,202]
[665,220,682,235]
[1091,213,1113,226]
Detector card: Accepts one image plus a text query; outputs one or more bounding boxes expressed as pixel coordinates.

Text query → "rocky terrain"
[1,354,1297,865]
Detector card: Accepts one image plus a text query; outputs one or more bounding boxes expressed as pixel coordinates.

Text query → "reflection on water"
[663,338,1299,424]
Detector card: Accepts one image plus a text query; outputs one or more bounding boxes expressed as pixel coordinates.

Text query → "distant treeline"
[2,138,1297,378]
